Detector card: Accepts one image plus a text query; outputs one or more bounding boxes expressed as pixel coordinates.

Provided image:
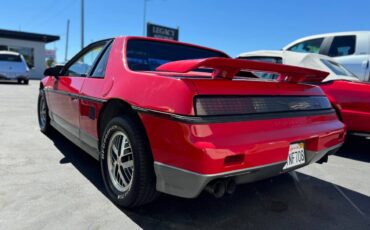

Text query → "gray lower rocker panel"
[154,143,342,198]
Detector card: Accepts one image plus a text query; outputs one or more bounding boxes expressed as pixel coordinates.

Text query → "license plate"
[283,143,305,170]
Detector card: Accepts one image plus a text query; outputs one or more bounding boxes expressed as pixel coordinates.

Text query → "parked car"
[38,36,345,207]
[0,51,29,84]
[283,31,370,81]
[237,50,370,137]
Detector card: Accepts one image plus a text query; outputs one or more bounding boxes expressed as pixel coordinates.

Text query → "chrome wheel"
[39,94,47,128]
[107,131,134,192]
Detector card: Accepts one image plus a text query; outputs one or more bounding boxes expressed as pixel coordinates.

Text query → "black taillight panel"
[194,96,332,116]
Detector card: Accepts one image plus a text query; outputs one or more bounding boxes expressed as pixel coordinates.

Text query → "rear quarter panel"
[102,37,199,115]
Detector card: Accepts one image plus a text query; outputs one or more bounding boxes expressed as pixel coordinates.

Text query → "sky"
[1,0,370,62]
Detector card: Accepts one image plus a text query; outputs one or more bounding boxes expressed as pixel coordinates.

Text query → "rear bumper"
[0,73,29,80]
[138,109,345,198]
[154,143,342,198]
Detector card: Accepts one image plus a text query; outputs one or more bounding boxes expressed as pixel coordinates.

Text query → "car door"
[78,40,113,150]
[48,42,107,138]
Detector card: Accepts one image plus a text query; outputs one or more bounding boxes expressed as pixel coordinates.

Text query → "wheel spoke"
[118,167,128,186]
[113,164,118,179]
[120,136,128,156]
[112,145,119,161]
[122,166,131,179]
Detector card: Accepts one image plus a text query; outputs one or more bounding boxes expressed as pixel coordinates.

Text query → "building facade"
[0,29,59,79]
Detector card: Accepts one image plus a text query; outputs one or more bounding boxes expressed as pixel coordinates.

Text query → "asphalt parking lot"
[0,80,370,230]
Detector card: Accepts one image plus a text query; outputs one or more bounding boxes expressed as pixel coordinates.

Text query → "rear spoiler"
[156,57,329,83]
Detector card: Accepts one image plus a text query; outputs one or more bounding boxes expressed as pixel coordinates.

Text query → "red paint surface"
[320,80,370,133]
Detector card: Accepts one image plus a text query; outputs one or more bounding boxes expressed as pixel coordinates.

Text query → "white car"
[282,31,370,81]
[237,50,359,82]
[0,51,29,84]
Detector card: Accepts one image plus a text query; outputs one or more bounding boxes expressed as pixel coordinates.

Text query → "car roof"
[0,50,21,56]
[282,31,370,50]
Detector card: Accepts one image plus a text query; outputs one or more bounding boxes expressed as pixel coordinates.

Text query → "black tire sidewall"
[37,90,50,133]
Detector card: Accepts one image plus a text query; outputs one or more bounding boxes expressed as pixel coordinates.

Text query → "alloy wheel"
[107,131,134,192]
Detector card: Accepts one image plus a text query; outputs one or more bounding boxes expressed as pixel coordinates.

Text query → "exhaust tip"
[205,180,226,198]
[226,179,236,195]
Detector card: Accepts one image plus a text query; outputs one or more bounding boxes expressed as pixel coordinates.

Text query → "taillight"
[194,96,332,116]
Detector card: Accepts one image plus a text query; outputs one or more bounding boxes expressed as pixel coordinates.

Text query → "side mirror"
[44,65,64,77]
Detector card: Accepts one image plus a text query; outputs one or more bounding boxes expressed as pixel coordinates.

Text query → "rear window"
[0,54,22,62]
[126,39,227,71]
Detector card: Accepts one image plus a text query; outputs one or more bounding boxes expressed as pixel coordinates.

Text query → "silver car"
[283,31,370,82]
[0,51,29,84]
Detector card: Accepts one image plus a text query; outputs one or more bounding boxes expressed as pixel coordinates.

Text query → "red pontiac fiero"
[38,36,345,207]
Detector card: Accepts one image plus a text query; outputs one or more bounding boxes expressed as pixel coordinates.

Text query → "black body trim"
[50,114,100,160]
[133,106,336,124]
[45,88,107,103]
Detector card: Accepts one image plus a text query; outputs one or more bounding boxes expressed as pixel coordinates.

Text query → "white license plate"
[283,143,305,170]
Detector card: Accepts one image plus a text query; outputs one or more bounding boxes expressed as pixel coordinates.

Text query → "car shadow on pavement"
[336,136,370,163]
[46,130,370,230]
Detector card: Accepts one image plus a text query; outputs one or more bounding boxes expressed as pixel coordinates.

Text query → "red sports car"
[38,36,345,207]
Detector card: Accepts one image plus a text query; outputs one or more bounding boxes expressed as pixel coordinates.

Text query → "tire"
[100,116,159,207]
[37,89,51,133]
[24,79,29,85]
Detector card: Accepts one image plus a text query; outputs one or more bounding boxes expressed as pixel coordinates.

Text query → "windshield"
[126,39,228,71]
[321,59,357,78]
[0,54,22,62]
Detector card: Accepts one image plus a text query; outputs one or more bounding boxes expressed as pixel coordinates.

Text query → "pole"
[65,19,70,62]
[81,0,84,49]
[143,0,147,36]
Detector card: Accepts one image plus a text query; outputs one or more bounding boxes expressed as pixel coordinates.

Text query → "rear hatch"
[156,58,333,117]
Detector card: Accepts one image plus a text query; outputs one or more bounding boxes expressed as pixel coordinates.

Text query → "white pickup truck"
[283,31,370,81]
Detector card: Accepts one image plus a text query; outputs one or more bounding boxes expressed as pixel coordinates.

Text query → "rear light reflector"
[195,96,331,116]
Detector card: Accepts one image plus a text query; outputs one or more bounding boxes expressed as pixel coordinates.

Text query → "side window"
[66,44,105,77]
[328,35,356,57]
[90,44,112,78]
[287,38,324,54]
